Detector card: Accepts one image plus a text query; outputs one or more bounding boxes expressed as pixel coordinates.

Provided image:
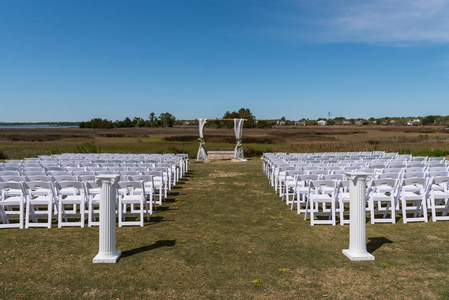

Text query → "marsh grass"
[1,126,449,160]
[1,160,449,299]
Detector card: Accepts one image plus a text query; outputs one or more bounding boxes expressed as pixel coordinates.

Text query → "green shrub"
[74,141,100,153]
[415,149,449,157]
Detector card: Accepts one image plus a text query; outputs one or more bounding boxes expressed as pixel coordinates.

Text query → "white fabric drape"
[233,118,245,161]
[197,118,208,161]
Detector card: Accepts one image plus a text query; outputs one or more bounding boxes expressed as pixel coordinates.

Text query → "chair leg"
[80,201,85,228]
[25,200,31,229]
[47,203,52,228]
[58,201,62,228]
[118,200,123,227]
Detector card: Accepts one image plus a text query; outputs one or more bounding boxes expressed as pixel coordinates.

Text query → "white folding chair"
[308,180,338,226]
[55,181,86,228]
[337,180,350,225]
[24,181,54,228]
[400,178,429,223]
[369,179,400,224]
[429,177,449,222]
[117,181,149,227]
[0,182,26,229]
[85,181,101,227]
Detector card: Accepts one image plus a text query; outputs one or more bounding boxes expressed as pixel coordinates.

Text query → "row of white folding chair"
[5,168,170,198]
[3,155,187,182]
[20,170,167,205]
[0,178,156,229]
[288,176,449,225]
[0,181,82,229]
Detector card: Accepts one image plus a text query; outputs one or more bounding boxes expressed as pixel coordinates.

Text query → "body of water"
[0,125,78,129]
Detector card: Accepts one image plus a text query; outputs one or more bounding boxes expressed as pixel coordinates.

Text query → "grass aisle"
[1,159,449,299]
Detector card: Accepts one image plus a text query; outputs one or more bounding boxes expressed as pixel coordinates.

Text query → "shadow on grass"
[367,237,393,254]
[155,206,179,212]
[147,216,175,225]
[121,240,176,258]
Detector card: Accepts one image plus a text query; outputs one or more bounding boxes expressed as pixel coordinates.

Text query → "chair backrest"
[428,167,448,173]
[25,175,52,182]
[402,172,425,179]
[45,167,65,172]
[72,171,94,176]
[0,171,20,176]
[322,174,344,181]
[298,174,320,182]
[309,180,337,192]
[376,173,400,180]
[119,171,140,176]
[285,170,306,177]
[48,171,72,176]
[55,181,84,190]
[432,176,449,186]
[0,166,20,171]
[402,178,427,188]
[429,171,449,178]
[0,181,25,196]
[428,163,446,168]
[53,175,78,182]
[117,181,145,193]
[382,168,403,174]
[23,181,53,194]
[78,175,96,182]
[372,178,397,188]
[404,167,425,173]
[129,175,153,182]
[23,171,46,176]
[0,175,23,182]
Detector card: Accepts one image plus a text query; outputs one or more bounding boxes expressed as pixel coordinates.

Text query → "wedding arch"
[196,118,247,162]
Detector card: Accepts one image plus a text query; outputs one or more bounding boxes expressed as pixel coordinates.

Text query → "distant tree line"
[78,110,449,129]
[79,112,176,129]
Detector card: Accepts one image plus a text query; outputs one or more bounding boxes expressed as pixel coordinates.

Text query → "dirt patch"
[209,171,245,178]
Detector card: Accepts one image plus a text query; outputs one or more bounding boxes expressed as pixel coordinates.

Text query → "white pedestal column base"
[93,175,120,264]
[342,249,375,261]
[93,251,122,263]
[343,172,375,262]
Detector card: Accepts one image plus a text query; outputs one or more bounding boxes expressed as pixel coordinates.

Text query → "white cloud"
[267,0,449,45]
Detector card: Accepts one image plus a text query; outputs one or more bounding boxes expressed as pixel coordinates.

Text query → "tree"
[222,108,256,128]
[121,117,133,128]
[422,115,436,126]
[256,120,272,128]
[159,112,176,127]
[148,112,156,127]
[132,117,145,127]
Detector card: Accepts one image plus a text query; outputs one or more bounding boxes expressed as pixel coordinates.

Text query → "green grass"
[1,160,449,298]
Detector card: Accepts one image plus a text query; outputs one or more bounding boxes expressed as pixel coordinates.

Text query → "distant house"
[300,121,306,126]
[277,120,286,126]
[318,120,326,126]
[407,119,421,126]
[342,120,351,125]
[355,120,363,126]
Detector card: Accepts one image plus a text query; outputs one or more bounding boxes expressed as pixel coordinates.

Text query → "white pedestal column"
[93,175,121,263]
[342,172,374,261]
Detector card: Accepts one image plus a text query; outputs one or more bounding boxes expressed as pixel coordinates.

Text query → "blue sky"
[1,0,449,122]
